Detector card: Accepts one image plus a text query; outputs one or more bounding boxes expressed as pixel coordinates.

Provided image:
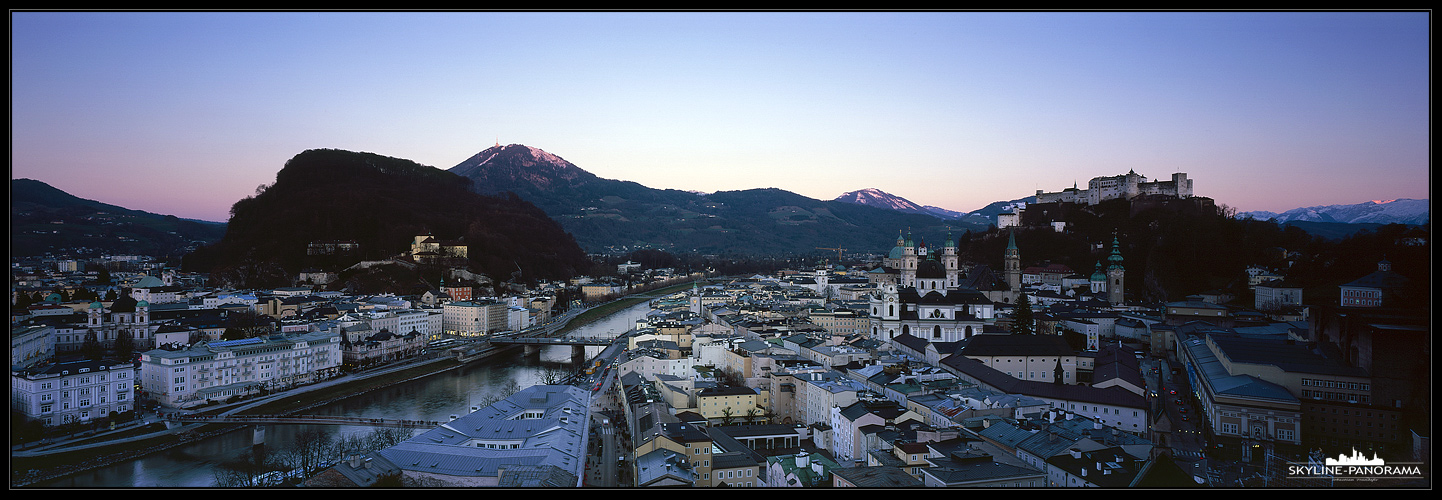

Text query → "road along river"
[32,301,653,488]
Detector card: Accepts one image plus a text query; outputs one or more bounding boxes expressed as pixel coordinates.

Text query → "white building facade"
[138,331,342,408]
[12,358,135,426]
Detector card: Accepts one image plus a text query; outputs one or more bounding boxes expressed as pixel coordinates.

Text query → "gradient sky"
[11,11,1431,223]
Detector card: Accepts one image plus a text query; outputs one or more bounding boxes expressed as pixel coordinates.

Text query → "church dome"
[917,257,947,279]
[110,294,138,313]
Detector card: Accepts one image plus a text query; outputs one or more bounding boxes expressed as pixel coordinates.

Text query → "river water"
[34,302,655,488]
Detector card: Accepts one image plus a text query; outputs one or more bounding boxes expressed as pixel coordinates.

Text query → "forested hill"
[11,178,226,258]
[183,149,591,289]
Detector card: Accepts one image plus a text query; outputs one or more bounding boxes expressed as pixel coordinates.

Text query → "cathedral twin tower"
[881,227,1126,306]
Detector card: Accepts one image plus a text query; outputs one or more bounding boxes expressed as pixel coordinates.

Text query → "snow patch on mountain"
[833,188,969,220]
[1238,198,1429,225]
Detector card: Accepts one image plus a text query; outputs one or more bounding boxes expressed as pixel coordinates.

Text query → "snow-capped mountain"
[834,188,965,219]
[922,205,967,220]
[1238,199,1429,225]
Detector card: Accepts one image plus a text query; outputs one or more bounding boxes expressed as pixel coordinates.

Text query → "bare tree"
[538,364,571,385]
[275,428,334,480]
[213,448,283,487]
[475,379,523,409]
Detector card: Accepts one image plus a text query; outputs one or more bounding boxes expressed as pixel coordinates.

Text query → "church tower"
[943,230,959,289]
[690,280,701,316]
[1106,234,1126,305]
[1004,229,1021,293]
[901,230,919,288]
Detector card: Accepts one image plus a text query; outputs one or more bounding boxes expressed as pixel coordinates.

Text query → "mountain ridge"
[447,145,988,256]
[10,178,227,258]
[1238,198,1429,225]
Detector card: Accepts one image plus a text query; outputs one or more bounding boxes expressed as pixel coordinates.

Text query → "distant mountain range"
[447,144,988,256]
[10,178,227,258]
[1238,199,1429,225]
[17,145,1426,265]
[835,186,1429,238]
[831,188,1031,227]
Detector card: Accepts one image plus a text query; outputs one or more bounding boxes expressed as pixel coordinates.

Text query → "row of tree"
[213,427,413,487]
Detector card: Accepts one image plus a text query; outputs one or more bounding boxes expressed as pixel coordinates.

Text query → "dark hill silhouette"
[11,178,226,258]
[184,149,590,290]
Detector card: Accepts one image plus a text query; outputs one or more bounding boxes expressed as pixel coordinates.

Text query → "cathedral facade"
[868,231,996,343]
[85,294,157,351]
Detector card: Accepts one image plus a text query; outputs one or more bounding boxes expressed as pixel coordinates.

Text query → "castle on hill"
[1035,170,1193,206]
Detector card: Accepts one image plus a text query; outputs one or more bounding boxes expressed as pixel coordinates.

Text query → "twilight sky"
[11,11,1431,223]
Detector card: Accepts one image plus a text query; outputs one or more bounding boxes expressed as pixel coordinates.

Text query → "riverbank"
[554,278,704,336]
[9,341,541,488]
[9,285,693,487]
[10,352,464,487]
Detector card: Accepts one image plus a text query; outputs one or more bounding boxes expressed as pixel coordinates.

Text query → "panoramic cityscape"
[10,11,1430,489]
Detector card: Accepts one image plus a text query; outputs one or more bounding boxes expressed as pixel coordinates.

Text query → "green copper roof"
[1107,235,1125,270]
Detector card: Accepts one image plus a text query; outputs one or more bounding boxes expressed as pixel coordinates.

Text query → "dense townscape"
[10,174,1430,488]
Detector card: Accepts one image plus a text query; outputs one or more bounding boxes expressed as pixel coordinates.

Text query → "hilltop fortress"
[1035,170,1193,206]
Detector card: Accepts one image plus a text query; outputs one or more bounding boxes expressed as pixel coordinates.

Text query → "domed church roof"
[917,256,947,279]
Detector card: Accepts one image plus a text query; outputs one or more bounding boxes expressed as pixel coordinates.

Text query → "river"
[34,301,655,488]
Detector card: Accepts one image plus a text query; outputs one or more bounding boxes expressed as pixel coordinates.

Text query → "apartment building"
[12,357,135,426]
[138,331,342,408]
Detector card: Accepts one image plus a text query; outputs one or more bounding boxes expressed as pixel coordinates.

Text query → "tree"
[1012,293,1034,335]
[80,332,104,360]
[114,332,135,361]
[538,364,571,385]
[275,428,335,480]
[213,448,284,487]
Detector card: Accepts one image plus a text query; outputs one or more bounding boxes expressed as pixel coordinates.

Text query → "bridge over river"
[486,335,614,346]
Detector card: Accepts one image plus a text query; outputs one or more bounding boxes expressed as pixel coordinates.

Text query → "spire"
[1107,234,1125,270]
[1007,228,1018,250]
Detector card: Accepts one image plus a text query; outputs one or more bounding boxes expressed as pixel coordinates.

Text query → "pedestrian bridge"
[162,413,442,429]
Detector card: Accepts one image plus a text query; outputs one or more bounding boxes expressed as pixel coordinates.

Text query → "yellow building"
[696,386,762,425]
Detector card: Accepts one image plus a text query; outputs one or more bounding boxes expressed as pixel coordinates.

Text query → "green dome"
[888,245,905,260]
